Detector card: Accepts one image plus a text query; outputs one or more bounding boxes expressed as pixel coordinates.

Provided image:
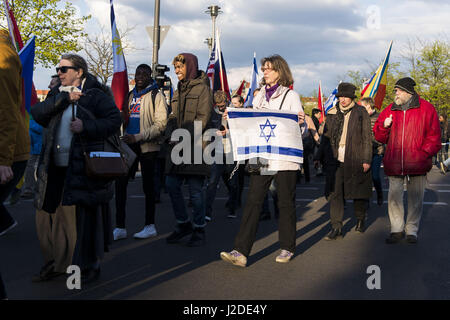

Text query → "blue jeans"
[166,175,206,228]
[206,163,239,216]
[371,154,383,196]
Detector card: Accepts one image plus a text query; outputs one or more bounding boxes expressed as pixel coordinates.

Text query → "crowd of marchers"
[0,27,447,298]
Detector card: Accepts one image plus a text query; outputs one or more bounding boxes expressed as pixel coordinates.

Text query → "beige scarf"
[337,101,355,162]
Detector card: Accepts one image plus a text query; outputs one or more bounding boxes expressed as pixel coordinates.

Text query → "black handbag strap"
[279,89,291,110]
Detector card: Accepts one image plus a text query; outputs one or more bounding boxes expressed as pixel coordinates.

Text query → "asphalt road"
[1,164,450,302]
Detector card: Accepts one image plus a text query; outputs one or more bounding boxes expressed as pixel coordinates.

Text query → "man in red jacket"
[373,77,441,244]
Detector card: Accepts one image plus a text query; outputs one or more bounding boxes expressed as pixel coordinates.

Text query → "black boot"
[377,193,384,206]
[385,232,404,244]
[187,227,206,247]
[81,267,101,284]
[355,219,365,233]
[259,211,271,221]
[324,228,343,240]
[166,222,193,244]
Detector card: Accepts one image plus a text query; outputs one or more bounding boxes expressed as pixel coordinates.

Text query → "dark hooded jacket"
[31,73,122,211]
[165,53,212,176]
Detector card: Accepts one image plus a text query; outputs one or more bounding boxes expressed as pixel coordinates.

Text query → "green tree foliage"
[0,0,91,68]
[413,40,450,116]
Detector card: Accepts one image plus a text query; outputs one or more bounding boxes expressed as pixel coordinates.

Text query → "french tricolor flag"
[110,0,129,111]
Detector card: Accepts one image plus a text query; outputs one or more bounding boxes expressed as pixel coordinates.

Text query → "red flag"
[110,0,129,111]
[318,82,325,124]
[236,80,246,96]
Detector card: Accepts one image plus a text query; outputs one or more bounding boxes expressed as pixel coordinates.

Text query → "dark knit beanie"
[335,82,357,99]
[394,77,416,95]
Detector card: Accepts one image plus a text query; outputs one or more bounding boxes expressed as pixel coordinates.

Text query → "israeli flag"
[323,86,338,114]
[227,108,303,163]
[243,53,258,107]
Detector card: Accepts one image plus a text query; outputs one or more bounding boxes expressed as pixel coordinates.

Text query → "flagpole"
[319,81,325,119]
[216,28,225,93]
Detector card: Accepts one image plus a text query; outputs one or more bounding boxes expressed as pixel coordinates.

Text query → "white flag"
[227,108,303,163]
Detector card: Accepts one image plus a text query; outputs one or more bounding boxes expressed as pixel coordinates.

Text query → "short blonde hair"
[172,54,185,65]
[214,90,228,105]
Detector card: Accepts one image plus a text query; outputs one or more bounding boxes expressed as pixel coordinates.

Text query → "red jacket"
[373,94,441,176]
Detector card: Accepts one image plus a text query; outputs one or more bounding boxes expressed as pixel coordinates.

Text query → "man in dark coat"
[323,82,373,239]
[164,53,212,247]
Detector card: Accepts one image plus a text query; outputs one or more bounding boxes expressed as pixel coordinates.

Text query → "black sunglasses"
[56,66,78,73]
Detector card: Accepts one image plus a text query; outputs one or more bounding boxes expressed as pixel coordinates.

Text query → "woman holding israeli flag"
[220,54,305,267]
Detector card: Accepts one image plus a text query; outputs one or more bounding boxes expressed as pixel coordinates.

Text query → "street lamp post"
[205,5,222,55]
[152,0,161,72]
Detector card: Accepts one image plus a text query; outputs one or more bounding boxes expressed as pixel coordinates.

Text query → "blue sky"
[34,0,449,96]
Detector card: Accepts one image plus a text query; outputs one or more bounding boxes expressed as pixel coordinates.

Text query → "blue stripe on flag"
[237,145,303,157]
[228,111,298,122]
[110,0,115,25]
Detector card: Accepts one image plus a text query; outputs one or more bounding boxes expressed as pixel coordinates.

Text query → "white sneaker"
[113,228,127,241]
[275,249,294,263]
[134,225,157,239]
[220,250,247,267]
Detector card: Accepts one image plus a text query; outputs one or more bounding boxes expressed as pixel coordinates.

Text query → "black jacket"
[31,74,122,210]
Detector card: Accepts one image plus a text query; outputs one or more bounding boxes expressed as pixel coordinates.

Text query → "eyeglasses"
[261,67,273,73]
[56,66,78,73]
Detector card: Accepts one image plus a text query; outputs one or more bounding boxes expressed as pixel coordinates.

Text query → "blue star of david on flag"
[260,119,277,142]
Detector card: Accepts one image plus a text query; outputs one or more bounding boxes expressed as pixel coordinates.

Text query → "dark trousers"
[206,163,239,216]
[0,272,6,299]
[303,148,312,182]
[329,164,368,229]
[0,160,27,230]
[262,180,279,217]
[371,154,383,197]
[233,171,297,257]
[237,164,246,206]
[154,156,166,199]
[72,204,112,271]
[115,143,157,228]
